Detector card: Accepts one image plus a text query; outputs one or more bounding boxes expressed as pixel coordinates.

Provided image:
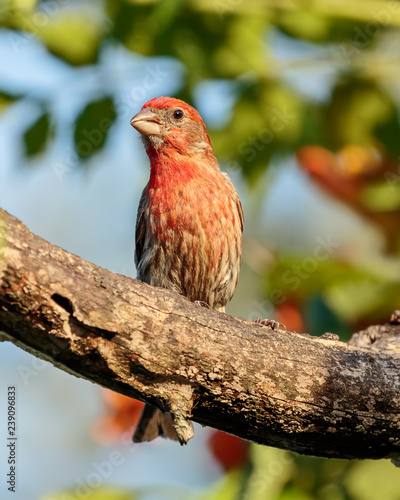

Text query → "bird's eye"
[173,109,184,120]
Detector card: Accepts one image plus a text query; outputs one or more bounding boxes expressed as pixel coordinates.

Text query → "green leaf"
[325,278,400,322]
[244,445,293,500]
[277,10,331,42]
[74,97,116,160]
[277,485,313,500]
[360,181,400,212]
[23,112,52,157]
[42,486,135,500]
[31,12,102,66]
[326,78,396,148]
[374,110,400,157]
[265,257,400,323]
[0,90,17,114]
[213,13,270,78]
[345,460,400,500]
[212,82,303,182]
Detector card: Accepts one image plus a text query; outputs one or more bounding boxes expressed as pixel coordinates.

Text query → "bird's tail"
[132,404,181,443]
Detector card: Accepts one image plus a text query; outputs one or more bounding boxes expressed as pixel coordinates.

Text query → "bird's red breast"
[133,97,243,311]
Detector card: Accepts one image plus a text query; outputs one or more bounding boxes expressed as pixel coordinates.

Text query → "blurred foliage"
[197,445,400,500]
[326,78,400,147]
[40,446,400,500]
[2,0,400,179]
[37,12,103,65]
[267,256,400,325]
[2,0,400,499]
[1,0,105,64]
[43,487,136,500]
[23,110,52,156]
[0,89,17,112]
[74,97,116,160]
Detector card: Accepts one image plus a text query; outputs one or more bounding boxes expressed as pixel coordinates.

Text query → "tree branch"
[1,207,400,460]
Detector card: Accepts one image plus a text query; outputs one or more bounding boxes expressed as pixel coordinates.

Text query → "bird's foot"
[194,301,210,309]
[320,332,340,341]
[390,310,400,324]
[255,318,286,331]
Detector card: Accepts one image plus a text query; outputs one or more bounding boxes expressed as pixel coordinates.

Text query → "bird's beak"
[130,109,161,136]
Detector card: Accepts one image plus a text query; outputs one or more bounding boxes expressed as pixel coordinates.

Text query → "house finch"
[130,96,244,443]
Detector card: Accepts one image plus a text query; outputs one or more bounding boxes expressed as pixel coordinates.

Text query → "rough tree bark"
[0,207,400,461]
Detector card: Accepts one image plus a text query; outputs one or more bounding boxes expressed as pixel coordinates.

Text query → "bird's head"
[130,97,215,160]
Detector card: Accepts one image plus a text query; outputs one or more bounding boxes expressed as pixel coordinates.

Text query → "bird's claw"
[255,319,286,331]
[320,332,340,341]
[194,301,210,309]
[390,310,400,325]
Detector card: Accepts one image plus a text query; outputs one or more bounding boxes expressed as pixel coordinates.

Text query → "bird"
[130,96,243,443]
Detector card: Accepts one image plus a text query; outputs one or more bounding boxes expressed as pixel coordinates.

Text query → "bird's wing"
[222,172,244,233]
[134,185,149,268]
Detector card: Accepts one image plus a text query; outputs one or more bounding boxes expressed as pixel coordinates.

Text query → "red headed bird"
[130,97,243,443]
